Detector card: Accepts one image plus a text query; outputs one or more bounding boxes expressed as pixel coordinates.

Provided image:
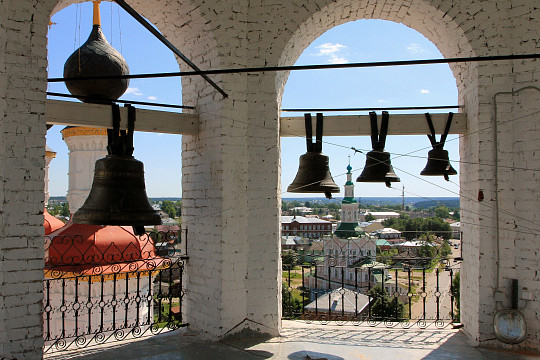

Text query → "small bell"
[420,148,457,181]
[420,113,457,181]
[288,113,339,199]
[356,150,400,187]
[356,111,400,187]
[72,105,161,235]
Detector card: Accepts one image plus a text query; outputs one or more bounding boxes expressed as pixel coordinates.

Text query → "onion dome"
[45,221,167,276]
[44,209,65,235]
[64,1,129,103]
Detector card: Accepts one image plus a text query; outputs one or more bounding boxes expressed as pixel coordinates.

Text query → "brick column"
[0,1,52,358]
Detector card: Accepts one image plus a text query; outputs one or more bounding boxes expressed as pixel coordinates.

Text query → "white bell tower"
[61,127,108,214]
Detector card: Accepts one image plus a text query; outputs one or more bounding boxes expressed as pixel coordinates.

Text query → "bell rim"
[355,177,401,183]
[287,185,340,193]
[72,211,162,226]
[420,168,458,176]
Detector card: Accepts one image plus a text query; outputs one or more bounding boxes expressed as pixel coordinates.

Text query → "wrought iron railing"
[43,230,187,353]
[282,234,461,328]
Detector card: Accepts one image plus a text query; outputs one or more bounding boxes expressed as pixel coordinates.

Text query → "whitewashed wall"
[0,0,538,358]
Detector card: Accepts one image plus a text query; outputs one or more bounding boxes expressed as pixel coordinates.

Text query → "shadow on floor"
[45,321,540,360]
[420,333,540,360]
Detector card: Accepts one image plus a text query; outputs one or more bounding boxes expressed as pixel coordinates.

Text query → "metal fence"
[43,230,187,353]
[282,235,461,328]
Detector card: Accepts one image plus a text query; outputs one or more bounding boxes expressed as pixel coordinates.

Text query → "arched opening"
[281,19,460,199]
[47,1,184,203]
[273,0,491,346]
[279,17,463,329]
[42,0,226,351]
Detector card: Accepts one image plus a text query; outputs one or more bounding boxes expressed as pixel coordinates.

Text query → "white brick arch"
[273,0,477,103]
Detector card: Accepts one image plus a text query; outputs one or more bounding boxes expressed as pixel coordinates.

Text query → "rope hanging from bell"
[356,111,400,187]
[420,113,457,181]
[287,113,340,199]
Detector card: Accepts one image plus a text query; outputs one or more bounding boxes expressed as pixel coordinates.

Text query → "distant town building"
[281,215,332,238]
[449,222,461,239]
[371,227,402,239]
[359,211,400,221]
[290,206,313,215]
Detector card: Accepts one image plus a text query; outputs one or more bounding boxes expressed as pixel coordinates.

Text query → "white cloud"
[313,43,349,64]
[406,43,424,54]
[147,96,157,100]
[377,99,390,103]
[315,43,346,56]
[125,87,143,96]
[420,89,430,94]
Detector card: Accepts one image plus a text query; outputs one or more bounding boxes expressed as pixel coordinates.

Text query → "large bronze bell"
[72,104,161,235]
[420,113,457,181]
[356,111,400,187]
[288,113,339,199]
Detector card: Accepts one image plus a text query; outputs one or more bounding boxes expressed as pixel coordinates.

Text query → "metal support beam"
[112,0,228,99]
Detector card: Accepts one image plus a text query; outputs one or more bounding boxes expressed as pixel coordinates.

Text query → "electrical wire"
[197,109,540,173]
[46,53,540,83]
[281,105,463,112]
[387,185,540,238]
[183,108,540,238]
[379,152,540,234]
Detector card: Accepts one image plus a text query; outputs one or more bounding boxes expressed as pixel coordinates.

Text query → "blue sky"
[47,2,460,199]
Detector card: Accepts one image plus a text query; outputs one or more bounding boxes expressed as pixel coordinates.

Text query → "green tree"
[49,202,70,218]
[282,251,298,267]
[368,285,405,319]
[304,201,311,208]
[451,271,460,322]
[282,282,302,318]
[439,241,452,258]
[161,200,176,218]
[382,216,451,240]
[364,213,375,222]
[434,206,450,219]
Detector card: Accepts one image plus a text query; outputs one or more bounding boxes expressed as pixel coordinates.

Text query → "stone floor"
[45,320,540,360]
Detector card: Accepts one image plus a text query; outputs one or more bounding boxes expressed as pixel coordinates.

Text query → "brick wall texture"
[1,0,539,358]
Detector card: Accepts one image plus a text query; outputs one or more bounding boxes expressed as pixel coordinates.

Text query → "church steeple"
[335,160,360,238]
[343,159,355,201]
